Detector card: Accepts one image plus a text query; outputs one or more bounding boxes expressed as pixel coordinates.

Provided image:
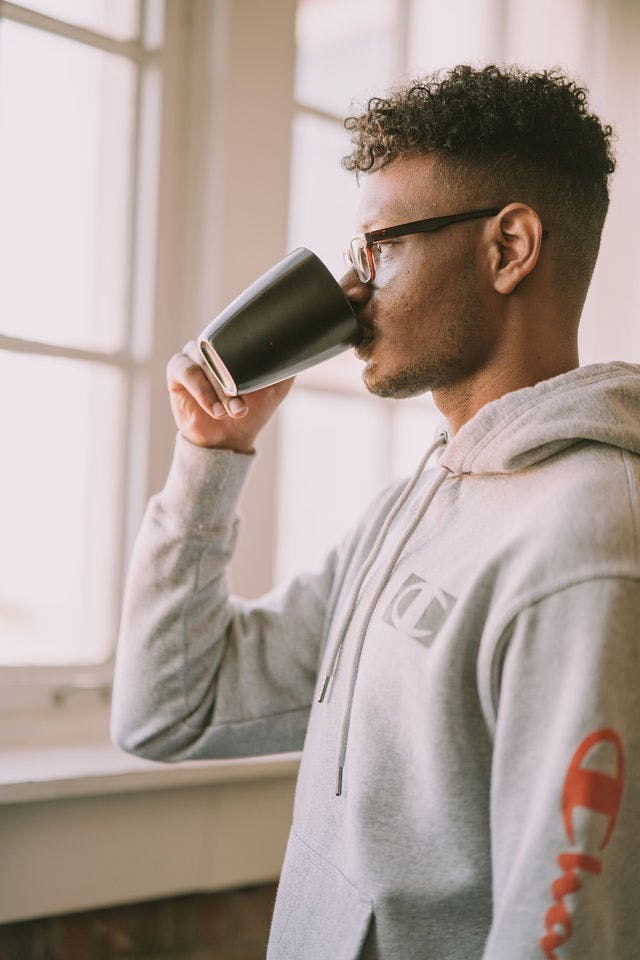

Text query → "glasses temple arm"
[365,209,501,243]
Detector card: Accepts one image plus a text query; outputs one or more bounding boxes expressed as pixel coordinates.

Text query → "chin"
[362,363,428,399]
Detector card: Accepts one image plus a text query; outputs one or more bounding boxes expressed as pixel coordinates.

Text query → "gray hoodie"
[111,361,640,959]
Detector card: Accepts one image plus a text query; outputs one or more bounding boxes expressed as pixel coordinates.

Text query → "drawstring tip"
[318,675,330,703]
[336,766,343,796]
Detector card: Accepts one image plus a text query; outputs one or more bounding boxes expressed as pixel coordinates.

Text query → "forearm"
[482,577,640,958]
[110,434,254,759]
[111,433,339,762]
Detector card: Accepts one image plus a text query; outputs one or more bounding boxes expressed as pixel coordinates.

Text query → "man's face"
[351,154,500,398]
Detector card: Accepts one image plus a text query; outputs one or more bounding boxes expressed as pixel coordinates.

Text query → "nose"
[339,269,371,309]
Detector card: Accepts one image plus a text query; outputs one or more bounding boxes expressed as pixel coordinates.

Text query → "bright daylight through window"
[0,0,158,668]
[1,0,638,677]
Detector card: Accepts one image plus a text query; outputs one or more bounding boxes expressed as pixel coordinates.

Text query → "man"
[111,65,640,958]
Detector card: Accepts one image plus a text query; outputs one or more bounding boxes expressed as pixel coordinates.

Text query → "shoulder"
[450,440,639,589]
[517,441,639,576]
[467,441,639,654]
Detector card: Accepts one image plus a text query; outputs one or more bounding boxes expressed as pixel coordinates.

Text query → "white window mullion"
[108,0,152,669]
[0,334,137,367]
[0,1,159,61]
[294,101,344,125]
[119,0,164,594]
[394,0,411,78]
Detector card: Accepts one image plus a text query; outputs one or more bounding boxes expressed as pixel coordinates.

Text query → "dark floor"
[0,882,278,960]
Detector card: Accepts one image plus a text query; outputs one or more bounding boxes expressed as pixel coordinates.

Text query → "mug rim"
[198,339,239,397]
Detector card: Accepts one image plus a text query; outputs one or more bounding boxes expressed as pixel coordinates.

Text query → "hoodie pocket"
[267,830,373,960]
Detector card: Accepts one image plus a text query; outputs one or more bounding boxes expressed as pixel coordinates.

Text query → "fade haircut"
[343,65,616,289]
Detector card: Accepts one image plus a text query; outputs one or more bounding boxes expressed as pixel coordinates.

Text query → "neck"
[433,340,579,436]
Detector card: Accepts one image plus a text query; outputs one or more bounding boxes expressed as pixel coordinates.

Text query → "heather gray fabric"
[112,361,640,959]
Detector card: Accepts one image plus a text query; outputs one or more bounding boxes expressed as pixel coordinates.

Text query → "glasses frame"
[344,207,549,284]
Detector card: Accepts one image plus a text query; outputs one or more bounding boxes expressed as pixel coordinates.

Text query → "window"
[2,0,638,734]
[0,2,162,688]
[0,0,301,730]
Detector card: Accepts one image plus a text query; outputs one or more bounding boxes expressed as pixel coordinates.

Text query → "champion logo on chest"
[382,573,457,646]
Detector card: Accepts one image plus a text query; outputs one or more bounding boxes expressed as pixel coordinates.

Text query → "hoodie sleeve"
[481,576,640,959]
[110,433,343,762]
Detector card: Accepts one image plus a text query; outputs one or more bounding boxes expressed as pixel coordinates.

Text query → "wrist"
[178,429,256,455]
[217,442,255,456]
[163,433,255,524]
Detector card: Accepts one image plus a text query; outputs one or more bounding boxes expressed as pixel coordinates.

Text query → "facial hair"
[362,283,490,399]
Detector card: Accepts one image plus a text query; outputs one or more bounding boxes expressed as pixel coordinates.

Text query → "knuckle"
[186,370,217,408]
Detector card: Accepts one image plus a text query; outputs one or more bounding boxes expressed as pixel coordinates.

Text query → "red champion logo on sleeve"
[540,728,624,959]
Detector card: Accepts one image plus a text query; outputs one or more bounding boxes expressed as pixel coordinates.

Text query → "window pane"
[0,21,136,352]
[288,112,360,279]
[390,396,444,478]
[504,0,588,75]
[0,351,126,665]
[295,0,399,118]
[287,111,369,394]
[407,0,502,75]
[8,0,140,40]
[275,388,389,583]
[295,349,365,394]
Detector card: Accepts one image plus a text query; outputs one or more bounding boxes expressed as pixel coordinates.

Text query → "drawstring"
[316,430,449,796]
[334,462,449,795]
[318,431,448,706]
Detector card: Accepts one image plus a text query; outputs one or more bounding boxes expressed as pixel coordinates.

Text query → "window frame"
[0,0,163,715]
[0,0,299,741]
[3,0,637,745]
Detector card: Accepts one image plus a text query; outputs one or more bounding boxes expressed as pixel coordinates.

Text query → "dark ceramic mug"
[197,247,360,396]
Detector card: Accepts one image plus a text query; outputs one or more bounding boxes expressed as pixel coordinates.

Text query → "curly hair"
[343,64,616,282]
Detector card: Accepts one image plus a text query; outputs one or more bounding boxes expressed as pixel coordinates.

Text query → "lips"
[351,306,376,355]
[355,332,375,359]
[353,314,376,358]
[356,313,375,339]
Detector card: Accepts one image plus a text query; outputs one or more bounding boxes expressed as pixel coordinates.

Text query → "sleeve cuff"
[156,432,256,531]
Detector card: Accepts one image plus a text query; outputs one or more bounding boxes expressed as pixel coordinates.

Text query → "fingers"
[168,341,247,420]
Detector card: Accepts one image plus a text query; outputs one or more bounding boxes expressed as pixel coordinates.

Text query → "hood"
[439,362,640,475]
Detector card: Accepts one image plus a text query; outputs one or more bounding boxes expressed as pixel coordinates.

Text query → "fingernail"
[212,402,225,417]
[229,398,246,415]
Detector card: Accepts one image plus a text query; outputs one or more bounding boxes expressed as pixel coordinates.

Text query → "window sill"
[1,741,300,923]
[0,742,301,805]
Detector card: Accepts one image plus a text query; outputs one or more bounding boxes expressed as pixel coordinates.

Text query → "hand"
[166,340,295,454]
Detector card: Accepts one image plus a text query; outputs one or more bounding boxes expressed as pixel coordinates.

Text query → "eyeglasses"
[345,207,503,284]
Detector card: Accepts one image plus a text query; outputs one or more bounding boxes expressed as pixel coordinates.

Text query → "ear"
[489,203,544,295]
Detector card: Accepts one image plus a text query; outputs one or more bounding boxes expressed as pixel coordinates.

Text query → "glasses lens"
[350,238,371,283]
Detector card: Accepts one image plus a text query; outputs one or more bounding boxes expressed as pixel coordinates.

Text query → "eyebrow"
[358,207,422,233]
[357,206,400,233]
[359,217,396,233]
